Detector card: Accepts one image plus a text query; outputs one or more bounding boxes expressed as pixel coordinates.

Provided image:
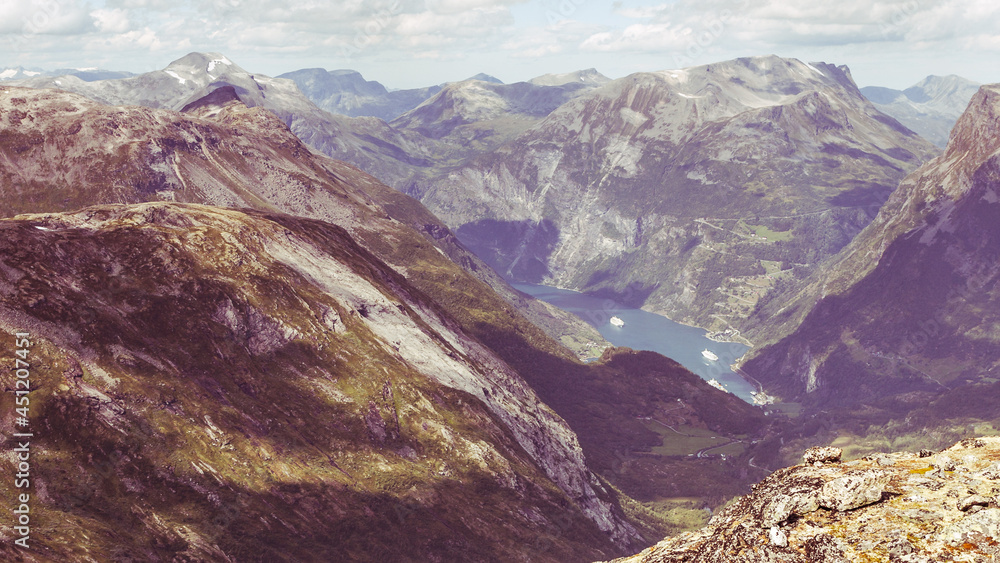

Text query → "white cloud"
[581,23,691,52]
[88,27,164,51]
[425,0,524,16]
[0,0,95,35]
[395,7,513,37]
[91,9,131,34]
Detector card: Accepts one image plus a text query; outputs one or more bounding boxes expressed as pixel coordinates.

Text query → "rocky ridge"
[0,82,605,359]
[610,438,1000,562]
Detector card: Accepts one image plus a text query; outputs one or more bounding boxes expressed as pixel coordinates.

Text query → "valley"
[3,46,998,561]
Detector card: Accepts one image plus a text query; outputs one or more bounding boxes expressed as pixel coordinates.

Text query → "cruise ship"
[610,316,625,327]
[701,349,719,361]
[707,378,728,392]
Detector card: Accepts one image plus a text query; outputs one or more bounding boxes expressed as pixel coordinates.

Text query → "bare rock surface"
[803,446,842,464]
[607,437,1000,562]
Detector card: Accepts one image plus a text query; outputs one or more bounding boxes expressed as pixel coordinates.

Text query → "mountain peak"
[466,72,503,84]
[943,83,1000,162]
[165,52,243,76]
[528,68,611,87]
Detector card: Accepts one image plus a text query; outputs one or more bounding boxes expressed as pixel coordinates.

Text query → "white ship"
[707,378,728,392]
[610,316,625,327]
[701,349,719,361]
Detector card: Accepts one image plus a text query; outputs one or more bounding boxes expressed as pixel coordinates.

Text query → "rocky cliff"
[610,438,1000,562]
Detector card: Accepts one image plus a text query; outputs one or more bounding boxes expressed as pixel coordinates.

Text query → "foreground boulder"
[609,437,1000,562]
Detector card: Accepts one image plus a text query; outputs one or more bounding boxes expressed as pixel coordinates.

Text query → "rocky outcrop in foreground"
[610,437,1000,562]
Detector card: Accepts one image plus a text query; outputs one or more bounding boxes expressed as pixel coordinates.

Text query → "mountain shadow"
[456,218,560,283]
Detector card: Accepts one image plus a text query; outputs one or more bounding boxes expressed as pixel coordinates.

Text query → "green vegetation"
[643,422,747,457]
[739,221,794,242]
[0,206,625,562]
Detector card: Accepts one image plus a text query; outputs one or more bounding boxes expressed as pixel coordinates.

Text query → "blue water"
[513,283,757,403]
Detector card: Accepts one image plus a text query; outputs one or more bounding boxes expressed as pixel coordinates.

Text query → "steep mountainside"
[0,202,632,561]
[0,84,772,547]
[862,75,981,148]
[410,56,939,332]
[610,439,1000,562]
[277,68,442,121]
[743,84,1000,426]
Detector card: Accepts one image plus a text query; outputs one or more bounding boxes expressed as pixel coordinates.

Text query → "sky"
[1,0,999,90]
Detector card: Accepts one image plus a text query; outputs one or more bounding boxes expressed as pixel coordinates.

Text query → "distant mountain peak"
[528,68,611,87]
[466,72,502,84]
[861,74,981,147]
[165,52,243,76]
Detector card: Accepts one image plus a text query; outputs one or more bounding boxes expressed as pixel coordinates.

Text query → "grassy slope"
[0,205,618,561]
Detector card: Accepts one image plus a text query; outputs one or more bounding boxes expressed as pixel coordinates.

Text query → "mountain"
[407,55,939,333]
[529,68,612,87]
[609,439,1000,562]
[468,72,503,84]
[741,84,1000,447]
[0,84,646,556]
[277,68,442,120]
[0,202,633,561]
[862,75,981,148]
[0,66,45,81]
[0,66,133,82]
[11,52,435,189]
[389,76,606,156]
[0,83,774,550]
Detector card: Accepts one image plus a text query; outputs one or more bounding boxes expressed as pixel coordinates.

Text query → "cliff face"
[744,85,1000,410]
[0,202,631,560]
[611,438,1000,562]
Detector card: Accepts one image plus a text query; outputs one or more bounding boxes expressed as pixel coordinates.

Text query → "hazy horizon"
[2,1,998,90]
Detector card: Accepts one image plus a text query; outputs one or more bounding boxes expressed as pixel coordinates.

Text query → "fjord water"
[514,283,756,402]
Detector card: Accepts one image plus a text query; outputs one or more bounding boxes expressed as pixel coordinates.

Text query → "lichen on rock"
[608,437,1000,562]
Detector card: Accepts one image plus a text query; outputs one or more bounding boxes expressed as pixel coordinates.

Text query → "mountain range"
[862,75,981,148]
[10,54,948,341]
[6,49,1000,559]
[0,81,771,558]
[0,66,134,82]
[406,56,939,334]
[277,68,506,121]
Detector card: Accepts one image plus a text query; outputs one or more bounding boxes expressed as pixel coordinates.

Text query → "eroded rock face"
[609,437,1000,562]
[803,446,842,464]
